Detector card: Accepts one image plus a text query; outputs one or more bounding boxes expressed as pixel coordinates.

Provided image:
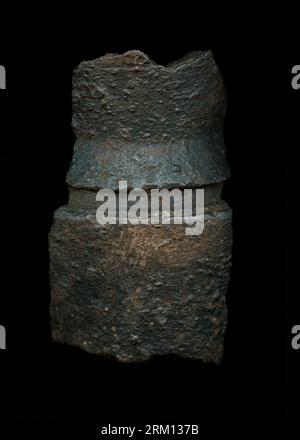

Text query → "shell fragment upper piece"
[68,50,230,191]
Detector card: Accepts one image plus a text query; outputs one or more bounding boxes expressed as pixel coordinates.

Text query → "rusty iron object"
[49,50,232,363]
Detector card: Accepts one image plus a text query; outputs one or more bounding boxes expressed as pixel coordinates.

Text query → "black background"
[0,7,290,425]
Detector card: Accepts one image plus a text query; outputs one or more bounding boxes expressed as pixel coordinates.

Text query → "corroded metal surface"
[68,50,230,190]
[49,50,232,363]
